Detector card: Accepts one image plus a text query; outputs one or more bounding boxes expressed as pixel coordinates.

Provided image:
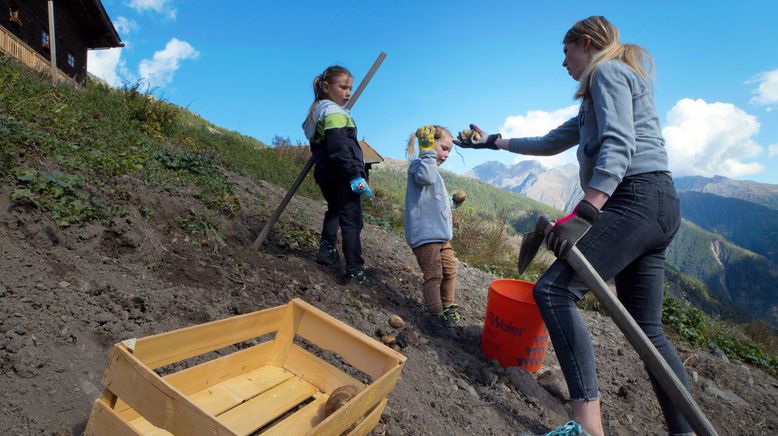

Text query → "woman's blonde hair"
[306,65,353,123]
[405,125,452,159]
[564,16,654,99]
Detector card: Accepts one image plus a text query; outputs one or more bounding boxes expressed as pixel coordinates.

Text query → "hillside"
[465,159,778,329]
[676,175,778,211]
[1,56,776,435]
[678,191,778,264]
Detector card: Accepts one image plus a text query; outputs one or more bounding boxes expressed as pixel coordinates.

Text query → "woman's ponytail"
[565,16,654,99]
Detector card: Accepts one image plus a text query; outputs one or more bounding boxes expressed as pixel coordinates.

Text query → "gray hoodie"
[507,60,669,196]
[404,150,452,248]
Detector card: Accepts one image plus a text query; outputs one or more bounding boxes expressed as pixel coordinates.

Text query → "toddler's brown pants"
[412,241,457,314]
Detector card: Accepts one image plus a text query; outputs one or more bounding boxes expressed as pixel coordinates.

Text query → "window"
[41,30,50,49]
[67,53,75,68]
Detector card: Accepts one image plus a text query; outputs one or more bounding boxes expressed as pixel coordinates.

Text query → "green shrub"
[10,167,117,225]
[176,212,225,246]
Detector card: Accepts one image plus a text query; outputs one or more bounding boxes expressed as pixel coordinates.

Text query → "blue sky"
[90,0,778,184]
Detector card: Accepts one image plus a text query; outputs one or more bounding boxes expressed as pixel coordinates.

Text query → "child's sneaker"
[316,241,339,265]
[544,421,590,436]
[442,304,461,327]
[341,269,366,285]
[426,313,457,339]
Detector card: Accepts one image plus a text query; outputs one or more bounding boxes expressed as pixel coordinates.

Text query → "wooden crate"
[84,298,407,435]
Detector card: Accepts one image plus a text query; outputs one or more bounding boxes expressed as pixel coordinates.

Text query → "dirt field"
[0,170,776,435]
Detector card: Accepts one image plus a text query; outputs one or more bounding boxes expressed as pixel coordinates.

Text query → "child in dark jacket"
[405,125,461,338]
[302,66,372,284]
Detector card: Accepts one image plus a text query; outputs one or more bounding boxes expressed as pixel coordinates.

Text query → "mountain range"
[464,160,583,211]
[467,161,778,328]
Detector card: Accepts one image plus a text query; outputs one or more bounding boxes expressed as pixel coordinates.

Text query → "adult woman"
[457,16,694,436]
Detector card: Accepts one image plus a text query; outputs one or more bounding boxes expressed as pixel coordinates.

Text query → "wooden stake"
[252,52,387,250]
[47,1,57,87]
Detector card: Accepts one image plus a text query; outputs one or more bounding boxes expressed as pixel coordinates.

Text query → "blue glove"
[350,177,373,198]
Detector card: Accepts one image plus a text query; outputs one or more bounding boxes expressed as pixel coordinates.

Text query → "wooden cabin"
[0,0,122,84]
[359,139,384,166]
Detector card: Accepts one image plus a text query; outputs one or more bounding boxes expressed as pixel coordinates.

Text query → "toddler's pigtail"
[405,132,417,160]
[406,125,451,159]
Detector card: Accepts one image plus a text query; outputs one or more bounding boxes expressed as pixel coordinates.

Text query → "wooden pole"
[47,0,58,87]
[252,52,387,250]
[566,245,719,436]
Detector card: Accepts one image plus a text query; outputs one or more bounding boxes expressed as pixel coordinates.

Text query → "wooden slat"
[285,343,364,393]
[84,398,141,436]
[292,299,405,380]
[127,417,172,435]
[164,340,274,395]
[312,365,403,435]
[219,365,293,402]
[132,305,285,369]
[190,366,294,416]
[345,397,388,436]
[218,377,318,435]
[102,345,235,435]
[189,384,244,417]
[261,394,328,436]
[112,340,275,420]
[266,304,303,366]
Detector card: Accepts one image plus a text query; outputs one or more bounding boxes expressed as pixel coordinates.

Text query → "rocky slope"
[1,166,776,436]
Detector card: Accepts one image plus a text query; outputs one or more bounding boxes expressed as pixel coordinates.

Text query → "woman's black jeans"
[533,172,694,436]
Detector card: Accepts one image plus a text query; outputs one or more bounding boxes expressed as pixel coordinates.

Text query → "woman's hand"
[454,124,501,150]
[545,199,600,257]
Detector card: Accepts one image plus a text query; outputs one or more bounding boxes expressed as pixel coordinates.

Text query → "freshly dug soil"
[0,171,775,435]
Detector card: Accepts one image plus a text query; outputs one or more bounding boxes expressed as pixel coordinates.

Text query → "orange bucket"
[481,279,549,372]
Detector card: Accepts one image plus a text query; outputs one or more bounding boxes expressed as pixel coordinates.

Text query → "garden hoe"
[518,215,719,436]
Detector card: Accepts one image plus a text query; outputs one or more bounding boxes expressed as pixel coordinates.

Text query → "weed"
[452,210,518,277]
[176,212,226,247]
[663,295,777,374]
[343,295,369,317]
[10,167,116,226]
[278,225,317,251]
[138,204,155,220]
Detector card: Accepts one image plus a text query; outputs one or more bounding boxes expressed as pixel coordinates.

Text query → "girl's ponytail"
[306,66,352,124]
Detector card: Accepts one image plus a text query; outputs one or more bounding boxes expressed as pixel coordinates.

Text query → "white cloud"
[498,104,579,168]
[663,98,765,178]
[113,16,139,35]
[128,0,176,19]
[87,47,128,87]
[769,144,778,158]
[748,68,778,108]
[138,38,199,89]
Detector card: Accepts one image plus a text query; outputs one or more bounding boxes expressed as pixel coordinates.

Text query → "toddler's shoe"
[442,304,461,327]
[426,313,457,340]
[316,240,339,265]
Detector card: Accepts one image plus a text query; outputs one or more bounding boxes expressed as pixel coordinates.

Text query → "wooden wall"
[0,0,89,83]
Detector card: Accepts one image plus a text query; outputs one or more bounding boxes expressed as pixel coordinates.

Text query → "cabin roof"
[359,140,384,165]
[67,0,123,49]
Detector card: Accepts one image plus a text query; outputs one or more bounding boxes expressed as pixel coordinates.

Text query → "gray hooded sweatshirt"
[404,150,452,249]
[508,60,669,196]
